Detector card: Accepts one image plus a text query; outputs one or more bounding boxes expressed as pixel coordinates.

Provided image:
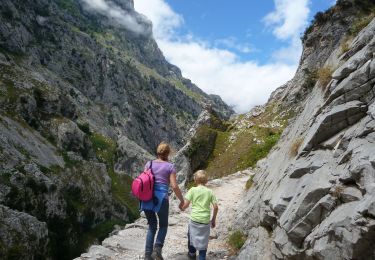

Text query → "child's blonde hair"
[194,170,208,185]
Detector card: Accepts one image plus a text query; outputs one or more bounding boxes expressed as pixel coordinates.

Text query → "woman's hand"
[179,201,184,211]
[211,219,216,228]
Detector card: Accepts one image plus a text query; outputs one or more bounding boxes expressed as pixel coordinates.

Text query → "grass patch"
[0,172,11,186]
[108,169,139,220]
[317,66,334,90]
[289,138,304,157]
[89,132,139,220]
[331,185,345,198]
[228,230,247,252]
[237,131,281,170]
[339,37,352,56]
[171,79,204,103]
[205,102,290,179]
[82,219,126,246]
[348,13,374,36]
[89,133,116,163]
[77,122,91,135]
[56,0,80,16]
[302,68,318,90]
[62,152,80,168]
[185,126,218,172]
[245,175,254,190]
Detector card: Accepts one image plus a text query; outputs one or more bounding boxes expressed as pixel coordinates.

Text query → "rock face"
[0,0,233,259]
[235,3,375,260]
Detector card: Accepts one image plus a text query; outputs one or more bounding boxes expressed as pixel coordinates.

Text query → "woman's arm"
[211,203,219,228]
[170,173,184,204]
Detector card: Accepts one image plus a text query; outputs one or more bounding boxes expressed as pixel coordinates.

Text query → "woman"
[141,142,184,260]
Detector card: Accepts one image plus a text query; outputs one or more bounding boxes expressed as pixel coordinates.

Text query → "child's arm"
[181,200,190,211]
[211,203,218,228]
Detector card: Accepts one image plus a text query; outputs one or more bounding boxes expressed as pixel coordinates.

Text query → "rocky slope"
[233,1,375,259]
[0,0,233,259]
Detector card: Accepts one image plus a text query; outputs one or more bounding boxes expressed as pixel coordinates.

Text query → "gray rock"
[115,135,153,178]
[302,101,368,151]
[57,120,93,159]
[340,187,362,203]
[0,205,49,258]
[237,227,272,260]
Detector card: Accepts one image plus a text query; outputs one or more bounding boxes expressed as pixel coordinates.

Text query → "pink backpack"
[131,161,154,201]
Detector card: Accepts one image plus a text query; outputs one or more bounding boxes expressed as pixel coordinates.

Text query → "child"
[181,170,219,260]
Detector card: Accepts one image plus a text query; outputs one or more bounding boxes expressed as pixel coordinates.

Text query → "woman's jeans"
[144,199,169,255]
[188,229,207,260]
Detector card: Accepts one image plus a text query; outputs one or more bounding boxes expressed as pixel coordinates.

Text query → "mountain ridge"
[0,0,233,259]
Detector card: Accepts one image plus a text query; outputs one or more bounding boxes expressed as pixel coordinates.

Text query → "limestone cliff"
[234,1,375,259]
[0,0,233,259]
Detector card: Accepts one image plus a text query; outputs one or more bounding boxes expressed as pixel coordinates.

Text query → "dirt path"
[77,171,252,260]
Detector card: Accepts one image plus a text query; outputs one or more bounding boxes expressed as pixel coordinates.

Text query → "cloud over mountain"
[134,0,313,112]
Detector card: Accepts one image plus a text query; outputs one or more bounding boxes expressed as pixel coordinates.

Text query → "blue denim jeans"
[188,229,207,260]
[144,199,169,255]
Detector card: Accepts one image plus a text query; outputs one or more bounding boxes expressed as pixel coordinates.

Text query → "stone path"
[76,171,252,260]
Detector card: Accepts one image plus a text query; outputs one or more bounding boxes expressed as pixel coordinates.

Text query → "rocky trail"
[76,171,252,260]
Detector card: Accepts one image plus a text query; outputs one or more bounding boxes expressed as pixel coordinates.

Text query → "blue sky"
[165,0,333,64]
[132,0,335,112]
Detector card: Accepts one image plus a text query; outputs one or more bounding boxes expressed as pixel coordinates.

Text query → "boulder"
[115,135,153,178]
[57,121,93,159]
[302,101,368,151]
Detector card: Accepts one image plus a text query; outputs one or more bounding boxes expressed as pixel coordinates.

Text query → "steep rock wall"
[235,3,375,260]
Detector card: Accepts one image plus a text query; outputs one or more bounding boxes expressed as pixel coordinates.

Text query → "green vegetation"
[245,175,254,190]
[302,0,375,42]
[237,130,281,170]
[89,132,139,219]
[228,230,247,251]
[171,79,204,103]
[317,66,334,90]
[82,219,126,246]
[200,102,290,179]
[56,0,79,16]
[62,152,80,168]
[349,14,375,36]
[185,126,218,172]
[302,68,318,90]
[90,133,116,162]
[77,122,91,135]
[339,38,352,56]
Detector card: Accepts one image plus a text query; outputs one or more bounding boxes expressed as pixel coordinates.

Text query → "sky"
[133,0,335,113]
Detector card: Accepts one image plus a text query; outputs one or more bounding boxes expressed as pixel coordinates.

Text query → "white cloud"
[215,37,254,54]
[263,0,310,40]
[81,0,147,34]
[134,0,306,113]
[133,0,183,38]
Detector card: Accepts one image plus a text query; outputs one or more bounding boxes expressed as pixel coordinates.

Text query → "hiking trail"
[76,171,252,260]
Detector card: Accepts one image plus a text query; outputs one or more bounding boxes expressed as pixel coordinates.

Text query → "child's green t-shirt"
[185,185,218,224]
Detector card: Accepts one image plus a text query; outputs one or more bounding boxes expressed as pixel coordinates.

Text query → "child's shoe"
[151,246,164,260]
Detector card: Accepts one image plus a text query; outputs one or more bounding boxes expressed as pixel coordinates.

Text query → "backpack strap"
[149,160,154,175]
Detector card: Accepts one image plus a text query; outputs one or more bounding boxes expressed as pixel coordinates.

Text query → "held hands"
[179,201,184,211]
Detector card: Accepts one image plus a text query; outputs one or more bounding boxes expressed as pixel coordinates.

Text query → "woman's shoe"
[151,246,164,260]
[187,252,196,259]
[144,253,153,260]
